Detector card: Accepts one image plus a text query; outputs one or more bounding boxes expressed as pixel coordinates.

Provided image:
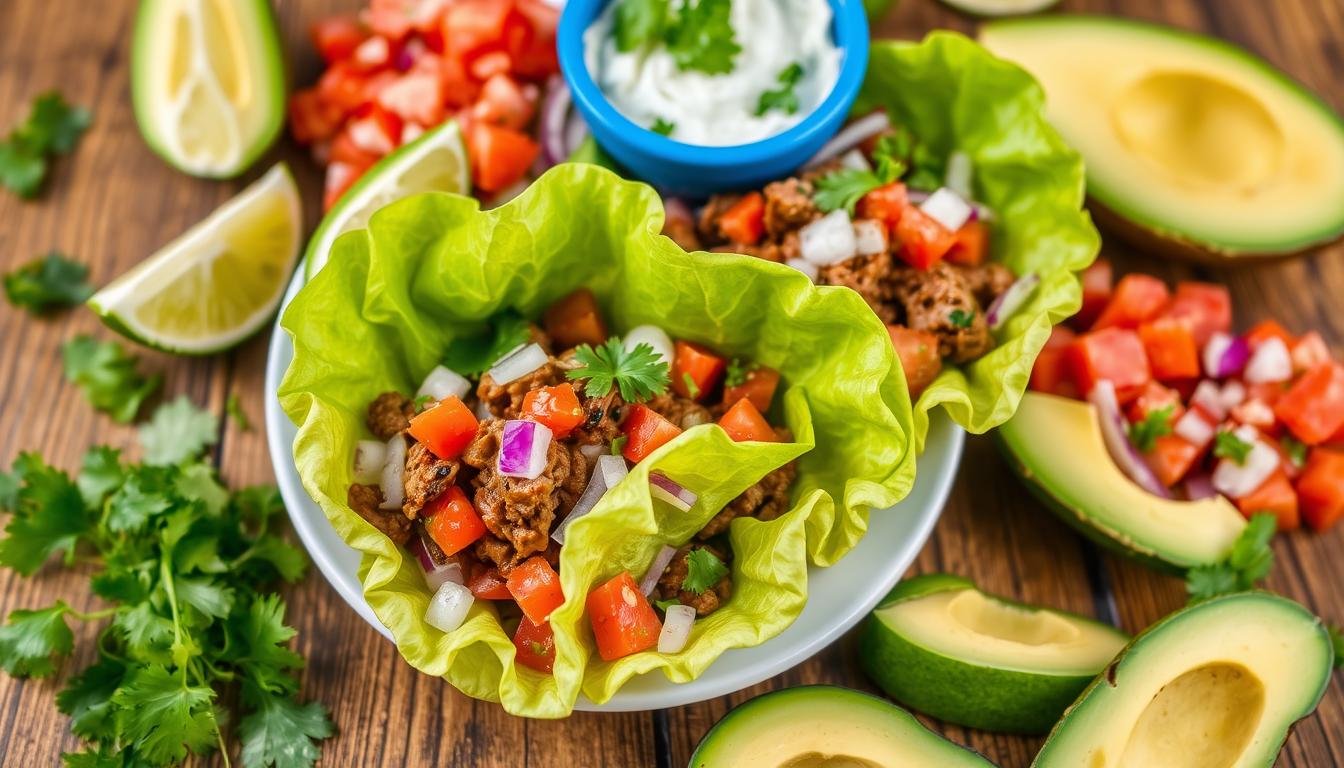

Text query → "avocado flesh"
[998,393,1245,570]
[689,685,993,768]
[861,574,1128,734]
[1034,592,1334,768]
[979,16,1344,259]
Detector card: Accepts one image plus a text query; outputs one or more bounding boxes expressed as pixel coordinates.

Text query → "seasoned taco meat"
[366,391,415,441]
[347,483,412,546]
[890,262,992,363]
[955,262,1015,308]
[477,359,567,419]
[698,460,798,539]
[818,252,900,325]
[697,194,742,243]
[646,393,714,430]
[569,391,626,447]
[653,544,733,617]
[662,199,702,252]
[762,177,821,238]
[402,440,461,518]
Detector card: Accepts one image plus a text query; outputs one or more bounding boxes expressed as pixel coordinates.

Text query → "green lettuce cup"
[278,163,915,717]
[852,32,1100,449]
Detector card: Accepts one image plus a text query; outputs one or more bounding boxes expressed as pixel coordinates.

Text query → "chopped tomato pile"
[289,0,560,209]
[1032,260,1344,533]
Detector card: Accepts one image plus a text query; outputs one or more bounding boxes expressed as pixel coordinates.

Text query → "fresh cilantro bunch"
[62,336,163,424]
[813,128,946,215]
[1185,513,1276,603]
[612,0,740,75]
[566,337,670,402]
[0,403,331,767]
[4,252,93,314]
[0,91,90,198]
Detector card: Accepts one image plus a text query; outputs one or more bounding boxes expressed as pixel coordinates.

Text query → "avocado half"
[997,392,1246,572]
[979,16,1344,262]
[1034,592,1334,767]
[688,685,993,768]
[860,574,1129,734]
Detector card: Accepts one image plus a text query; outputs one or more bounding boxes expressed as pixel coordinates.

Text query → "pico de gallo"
[1031,261,1344,533]
[288,0,561,209]
[346,288,796,671]
[662,111,1036,397]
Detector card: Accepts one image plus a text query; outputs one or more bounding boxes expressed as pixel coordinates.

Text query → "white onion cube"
[425,581,474,633]
[919,187,972,232]
[799,210,858,266]
[852,219,887,256]
[657,604,697,654]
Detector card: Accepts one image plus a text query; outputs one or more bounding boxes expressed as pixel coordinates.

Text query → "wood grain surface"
[2,0,1342,765]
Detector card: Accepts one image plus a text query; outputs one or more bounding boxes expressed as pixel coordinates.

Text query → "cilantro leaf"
[1,91,89,198]
[4,252,93,314]
[0,601,73,677]
[682,548,728,594]
[614,0,670,51]
[754,63,804,116]
[77,447,124,509]
[111,664,220,764]
[412,394,435,411]
[106,472,173,533]
[566,338,670,402]
[173,463,228,516]
[1329,624,1344,670]
[138,396,218,465]
[0,138,46,198]
[653,598,680,612]
[1282,436,1308,468]
[0,456,93,574]
[1186,513,1276,603]
[62,336,162,423]
[239,692,334,768]
[57,656,126,741]
[651,117,676,136]
[1184,564,1239,603]
[681,372,701,400]
[812,169,883,215]
[1128,405,1174,453]
[226,393,252,432]
[724,358,750,388]
[1213,429,1253,464]
[665,0,740,74]
[442,310,532,376]
[870,131,911,182]
[610,435,628,456]
[948,309,975,329]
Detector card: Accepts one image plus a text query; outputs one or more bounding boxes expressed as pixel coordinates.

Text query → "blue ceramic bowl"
[557,0,870,198]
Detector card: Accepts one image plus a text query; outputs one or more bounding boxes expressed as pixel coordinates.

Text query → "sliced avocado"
[860,574,1129,734]
[689,685,993,768]
[997,392,1246,572]
[1034,592,1334,767]
[979,16,1344,262]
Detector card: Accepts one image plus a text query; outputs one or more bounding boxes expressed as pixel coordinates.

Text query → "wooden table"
[2,0,1342,765]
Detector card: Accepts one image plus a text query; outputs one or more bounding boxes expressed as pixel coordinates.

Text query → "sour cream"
[584,0,842,146]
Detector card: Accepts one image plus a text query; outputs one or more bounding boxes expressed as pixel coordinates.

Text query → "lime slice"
[89,164,301,355]
[131,0,285,178]
[305,120,471,280]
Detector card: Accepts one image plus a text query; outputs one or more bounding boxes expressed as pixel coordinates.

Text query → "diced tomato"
[468,567,513,600]
[467,122,539,193]
[1298,447,1344,531]
[315,61,376,117]
[672,341,726,402]
[311,16,369,64]
[1067,328,1151,402]
[442,0,513,60]
[470,50,513,80]
[1236,470,1300,531]
[509,0,560,79]
[723,364,780,414]
[1145,435,1202,488]
[323,161,366,211]
[368,0,448,39]
[887,326,942,397]
[423,486,487,556]
[289,89,343,144]
[542,288,607,349]
[1244,319,1294,351]
[506,556,565,625]
[1275,362,1344,445]
[351,35,394,71]
[717,192,766,246]
[377,62,447,126]
[1126,381,1184,424]
[521,383,585,439]
[1161,282,1231,346]
[1291,331,1332,374]
[1071,259,1112,330]
[408,395,479,460]
[1029,325,1077,398]
[622,404,683,463]
[586,571,662,661]
[1244,381,1287,408]
[944,220,988,267]
[856,182,908,226]
[471,74,536,131]
[892,205,956,270]
[330,124,384,168]
[513,618,556,674]
[1091,274,1170,331]
[1231,398,1277,431]
[1138,318,1200,382]
[718,398,777,443]
[345,102,402,156]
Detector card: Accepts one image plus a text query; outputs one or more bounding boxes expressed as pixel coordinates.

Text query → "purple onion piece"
[1183,473,1216,501]
[1203,332,1250,378]
[1088,380,1172,499]
[539,76,570,168]
[638,545,679,596]
[649,472,698,512]
[985,272,1040,330]
[804,111,890,169]
[498,420,552,480]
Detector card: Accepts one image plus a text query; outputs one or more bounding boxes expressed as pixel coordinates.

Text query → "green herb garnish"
[1282,436,1308,468]
[1213,429,1254,465]
[567,337,670,402]
[0,91,90,198]
[812,169,884,215]
[441,310,531,376]
[1128,406,1174,453]
[612,0,740,75]
[610,435,629,456]
[1185,513,1276,604]
[3,252,93,314]
[653,598,680,612]
[614,0,669,51]
[682,548,728,594]
[1328,624,1344,670]
[948,309,975,329]
[724,358,753,388]
[226,394,251,432]
[138,396,219,467]
[754,62,804,116]
[651,117,676,136]
[681,372,701,400]
[412,394,436,412]
[61,336,162,424]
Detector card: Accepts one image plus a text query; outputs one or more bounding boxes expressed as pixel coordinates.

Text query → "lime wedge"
[89,164,301,355]
[305,120,471,280]
[131,0,285,178]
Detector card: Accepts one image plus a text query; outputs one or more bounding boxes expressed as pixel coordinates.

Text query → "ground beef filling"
[477,359,568,419]
[890,262,993,362]
[698,460,799,540]
[402,440,460,518]
[366,392,415,441]
[653,544,733,617]
[645,393,714,430]
[347,483,412,546]
[818,251,899,325]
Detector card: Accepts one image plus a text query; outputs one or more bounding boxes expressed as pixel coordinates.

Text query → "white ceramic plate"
[263,270,963,712]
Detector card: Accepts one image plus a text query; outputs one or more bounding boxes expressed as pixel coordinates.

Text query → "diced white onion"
[401,122,425,145]
[623,325,675,367]
[852,219,887,256]
[417,365,471,402]
[919,187,973,232]
[785,258,820,281]
[657,604,696,653]
[498,420,552,480]
[1190,380,1228,421]
[353,440,387,484]
[1211,426,1279,499]
[599,452,630,487]
[799,210,858,266]
[1234,399,1276,429]
[1244,337,1292,384]
[944,151,974,201]
[553,454,629,544]
[578,443,605,462]
[354,35,390,67]
[379,435,407,511]
[488,343,548,386]
[638,545,678,596]
[1218,380,1247,410]
[1174,410,1215,450]
[838,149,872,172]
[424,561,464,593]
[425,581,474,633]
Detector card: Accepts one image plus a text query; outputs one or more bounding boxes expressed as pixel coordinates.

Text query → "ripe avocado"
[979,16,1344,262]
[1033,592,1334,767]
[860,574,1129,734]
[688,685,994,768]
[997,392,1246,572]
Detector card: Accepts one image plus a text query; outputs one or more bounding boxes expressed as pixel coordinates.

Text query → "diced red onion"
[852,219,887,256]
[1218,380,1247,410]
[985,272,1040,331]
[379,435,407,511]
[638,545,678,596]
[944,151,973,200]
[564,110,589,158]
[1183,473,1216,501]
[649,472,698,512]
[540,76,572,167]
[623,325,674,366]
[488,342,548,385]
[1202,332,1250,379]
[498,420,552,480]
[805,111,890,169]
[1174,409,1216,449]
[409,536,465,592]
[1212,426,1279,498]
[785,258,819,281]
[553,454,629,545]
[1089,380,1172,498]
[409,532,444,571]
[799,210,857,266]
[920,187,973,232]
[1190,380,1228,421]
[657,603,696,653]
[354,36,390,69]
[473,398,493,421]
[1234,399,1275,429]
[838,149,871,172]
[353,439,387,484]
[1244,337,1292,384]
[425,581,474,633]
[417,365,471,403]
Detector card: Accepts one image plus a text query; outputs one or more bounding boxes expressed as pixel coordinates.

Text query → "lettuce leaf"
[278,163,914,717]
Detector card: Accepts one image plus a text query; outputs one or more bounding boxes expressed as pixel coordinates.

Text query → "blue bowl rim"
[557,0,871,166]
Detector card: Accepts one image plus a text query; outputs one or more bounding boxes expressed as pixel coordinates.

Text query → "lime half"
[305,120,470,280]
[89,164,301,355]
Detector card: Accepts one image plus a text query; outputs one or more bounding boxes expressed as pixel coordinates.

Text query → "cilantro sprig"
[812,127,946,214]
[948,309,975,330]
[1213,429,1253,465]
[754,63,804,116]
[4,252,93,314]
[1,91,90,198]
[62,336,163,424]
[612,0,740,75]
[1185,513,1276,604]
[1129,406,1174,453]
[651,117,676,136]
[566,337,670,402]
[682,548,728,594]
[724,357,753,388]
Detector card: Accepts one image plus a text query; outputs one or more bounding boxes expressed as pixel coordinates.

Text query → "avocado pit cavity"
[1117,662,1265,768]
[946,589,1081,646]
